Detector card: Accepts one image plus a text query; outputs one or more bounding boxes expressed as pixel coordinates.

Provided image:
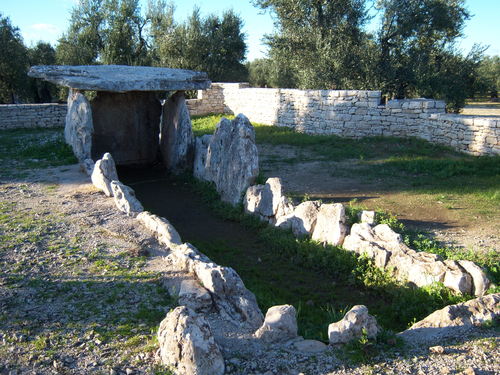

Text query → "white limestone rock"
[328,305,379,345]
[160,91,194,172]
[255,305,298,343]
[244,177,293,223]
[458,260,490,297]
[110,181,143,217]
[29,65,211,91]
[202,114,259,205]
[193,135,212,180]
[360,210,376,225]
[157,306,224,375]
[276,200,321,237]
[311,203,347,246]
[136,211,182,247]
[291,339,328,354]
[178,279,213,312]
[442,260,473,295]
[400,294,500,345]
[65,89,93,162]
[91,152,118,197]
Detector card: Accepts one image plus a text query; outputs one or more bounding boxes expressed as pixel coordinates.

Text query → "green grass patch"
[0,127,77,178]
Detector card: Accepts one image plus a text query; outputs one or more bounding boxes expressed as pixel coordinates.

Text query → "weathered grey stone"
[110,181,143,217]
[157,306,224,375]
[399,294,500,345]
[291,339,328,354]
[136,211,181,247]
[458,260,490,297]
[360,210,376,225]
[343,223,486,295]
[28,65,211,91]
[65,89,93,161]
[193,261,264,329]
[91,153,118,197]
[193,135,212,179]
[311,203,347,246]
[160,91,194,172]
[178,279,213,312]
[276,201,321,237]
[255,305,298,343]
[201,114,259,205]
[244,177,293,223]
[90,91,161,165]
[328,305,379,345]
[167,243,263,329]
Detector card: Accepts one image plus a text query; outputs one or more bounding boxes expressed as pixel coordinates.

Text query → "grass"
[178,175,471,340]
[0,127,76,179]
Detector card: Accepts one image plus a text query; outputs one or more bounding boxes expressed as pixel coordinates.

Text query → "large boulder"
[160,91,194,172]
[328,305,379,345]
[254,305,298,343]
[178,279,213,312]
[276,200,321,237]
[136,211,182,247]
[167,243,264,329]
[157,306,225,375]
[244,177,293,223]
[110,181,144,217]
[400,294,500,345]
[65,89,93,162]
[458,260,490,297]
[198,114,259,205]
[311,203,347,246]
[91,152,118,197]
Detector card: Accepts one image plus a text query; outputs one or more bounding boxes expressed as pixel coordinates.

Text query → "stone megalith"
[255,305,298,343]
[328,305,379,345]
[110,181,144,217]
[200,114,259,205]
[157,306,225,375]
[311,203,348,246]
[65,89,93,162]
[193,135,212,179]
[160,91,195,172]
[91,153,118,197]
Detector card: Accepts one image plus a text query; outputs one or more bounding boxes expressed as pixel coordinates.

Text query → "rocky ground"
[0,164,498,375]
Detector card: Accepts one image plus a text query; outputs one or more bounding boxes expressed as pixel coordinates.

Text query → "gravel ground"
[0,164,498,375]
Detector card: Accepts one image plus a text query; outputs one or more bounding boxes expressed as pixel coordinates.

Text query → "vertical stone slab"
[160,91,195,172]
[65,89,93,162]
[90,91,161,166]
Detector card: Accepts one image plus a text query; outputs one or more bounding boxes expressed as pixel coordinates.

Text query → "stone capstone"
[328,305,379,345]
[110,181,144,217]
[311,203,347,246]
[160,91,194,172]
[157,306,224,375]
[91,152,118,197]
[276,200,321,237]
[244,177,293,223]
[254,305,298,343]
[65,89,93,162]
[90,91,161,166]
[28,65,211,91]
[196,114,259,205]
[136,211,182,247]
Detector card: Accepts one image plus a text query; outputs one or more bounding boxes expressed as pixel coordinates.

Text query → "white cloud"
[23,23,61,46]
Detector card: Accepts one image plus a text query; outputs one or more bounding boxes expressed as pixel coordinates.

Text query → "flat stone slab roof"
[28,65,211,92]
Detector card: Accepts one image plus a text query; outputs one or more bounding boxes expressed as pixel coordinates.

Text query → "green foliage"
[27,42,58,103]
[153,7,248,82]
[247,58,273,87]
[477,55,500,97]
[0,13,29,103]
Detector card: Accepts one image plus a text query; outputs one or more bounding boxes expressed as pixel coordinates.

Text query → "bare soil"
[462,101,500,116]
[258,145,500,253]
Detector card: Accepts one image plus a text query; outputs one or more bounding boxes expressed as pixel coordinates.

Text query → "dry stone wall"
[0,103,66,129]
[187,83,500,156]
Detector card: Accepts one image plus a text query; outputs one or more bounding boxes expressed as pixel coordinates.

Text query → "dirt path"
[258,145,500,253]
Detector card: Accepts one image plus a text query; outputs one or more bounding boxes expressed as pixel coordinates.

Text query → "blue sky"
[1,0,499,61]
